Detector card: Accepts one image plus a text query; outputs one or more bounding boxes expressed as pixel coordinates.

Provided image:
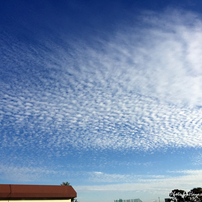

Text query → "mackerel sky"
[1,1,202,202]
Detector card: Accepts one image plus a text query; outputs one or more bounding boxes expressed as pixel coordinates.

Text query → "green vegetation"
[61,182,70,186]
[169,187,202,202]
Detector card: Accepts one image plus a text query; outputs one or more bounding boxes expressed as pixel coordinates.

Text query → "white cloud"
[88,171,166,183]
[1,9,202,154]
[75,169,202,194]
[0,164,58,182]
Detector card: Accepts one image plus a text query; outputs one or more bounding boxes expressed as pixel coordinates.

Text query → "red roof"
[0,184,77,200]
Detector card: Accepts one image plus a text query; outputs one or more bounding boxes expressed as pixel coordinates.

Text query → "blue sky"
[1,0,202,202]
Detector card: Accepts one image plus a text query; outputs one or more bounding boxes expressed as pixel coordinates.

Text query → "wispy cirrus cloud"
[1,9,202,156]
[0,164,58,182]
[88,171,165,183]
[76,170,202,193]
[0,163,85,183]
[2,162,201,192]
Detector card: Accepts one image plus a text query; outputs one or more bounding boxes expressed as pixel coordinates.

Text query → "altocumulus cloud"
[1,9,202,156]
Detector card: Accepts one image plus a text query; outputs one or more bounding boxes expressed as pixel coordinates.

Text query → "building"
[165,199,172,202]
[114,198,142,202]
[0,184,77,202]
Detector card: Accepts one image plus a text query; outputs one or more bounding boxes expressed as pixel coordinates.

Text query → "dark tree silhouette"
[169,188,202,202]
[186,188,202,202]
[61,182,70,186]
[169,189,186,202]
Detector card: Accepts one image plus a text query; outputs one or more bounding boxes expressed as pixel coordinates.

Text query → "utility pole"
[158,197,160,202]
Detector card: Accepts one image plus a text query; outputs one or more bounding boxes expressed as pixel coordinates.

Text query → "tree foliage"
[71,198,78,202]
[169,188,202,202]
[169,189,187,202]
[61,182,70,186]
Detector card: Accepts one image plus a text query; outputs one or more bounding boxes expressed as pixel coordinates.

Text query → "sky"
[1,0,202,202]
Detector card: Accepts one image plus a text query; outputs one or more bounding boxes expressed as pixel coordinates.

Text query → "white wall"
[0,200,71,202]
